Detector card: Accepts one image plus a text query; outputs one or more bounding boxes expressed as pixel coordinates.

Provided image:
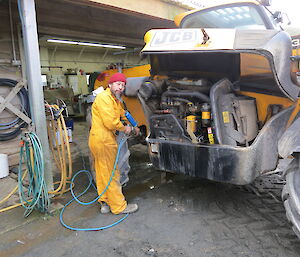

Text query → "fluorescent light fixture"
[47,39,126,49]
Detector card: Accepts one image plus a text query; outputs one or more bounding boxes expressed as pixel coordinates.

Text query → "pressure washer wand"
[120,97,139,135]
[125,111,138,128]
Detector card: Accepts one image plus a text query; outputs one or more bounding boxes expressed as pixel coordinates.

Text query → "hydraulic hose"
[161,90,210,103]
[60,136,129,231]
[0,104,71,213]
[18,132,50,217]
[0,169,28,213]
[0,79,30,141]
[1,104,130,231]
[0,118,19,130]
[46,104,73,196]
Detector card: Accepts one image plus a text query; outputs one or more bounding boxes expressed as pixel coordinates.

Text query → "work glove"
[124,125,132,135]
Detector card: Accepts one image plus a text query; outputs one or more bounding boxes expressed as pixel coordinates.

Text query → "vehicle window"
[181,5,267,29]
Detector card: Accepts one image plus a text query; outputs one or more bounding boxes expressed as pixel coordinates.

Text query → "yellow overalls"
[88,88,127,214]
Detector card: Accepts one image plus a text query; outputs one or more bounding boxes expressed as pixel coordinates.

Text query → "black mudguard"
[147,107,293,185]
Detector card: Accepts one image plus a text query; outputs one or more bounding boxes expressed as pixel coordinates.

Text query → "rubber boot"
[120,203,138,214]
[100,202,110,214]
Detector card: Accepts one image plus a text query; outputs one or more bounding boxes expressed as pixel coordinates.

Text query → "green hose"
[18,132,50,217]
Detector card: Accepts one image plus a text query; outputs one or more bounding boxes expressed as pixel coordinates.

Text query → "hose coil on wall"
[0,79,30,141]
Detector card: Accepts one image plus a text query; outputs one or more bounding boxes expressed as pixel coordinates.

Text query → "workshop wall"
[0,5,24,169]
[0,3,21,81]
[40,47,147,95]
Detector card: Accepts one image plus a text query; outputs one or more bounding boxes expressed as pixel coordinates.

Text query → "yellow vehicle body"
[95,1,299,127]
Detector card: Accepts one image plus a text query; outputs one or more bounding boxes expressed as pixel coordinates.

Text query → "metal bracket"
[201,28,210,45]
[290,55,300,61]
[0,80,24,113]
[0,80,32,124]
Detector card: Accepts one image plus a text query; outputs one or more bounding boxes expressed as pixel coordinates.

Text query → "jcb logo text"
[151,30,197,47]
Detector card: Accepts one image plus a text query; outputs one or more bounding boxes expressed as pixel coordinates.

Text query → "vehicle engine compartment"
[139,77,259,147]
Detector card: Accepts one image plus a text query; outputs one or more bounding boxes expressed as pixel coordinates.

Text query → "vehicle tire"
[282,155,300,239]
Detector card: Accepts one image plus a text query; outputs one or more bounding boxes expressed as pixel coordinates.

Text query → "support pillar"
[19,0,54,190]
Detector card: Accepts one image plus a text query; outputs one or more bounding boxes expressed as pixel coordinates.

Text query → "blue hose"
[0,79,30,141]
[60,137,129,231]
[0,118,19,130]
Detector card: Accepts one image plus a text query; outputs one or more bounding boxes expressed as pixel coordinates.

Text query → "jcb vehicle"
[137,0,300,238]
[92,1,300,238]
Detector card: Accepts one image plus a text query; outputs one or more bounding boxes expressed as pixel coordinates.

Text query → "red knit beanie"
[108,73,127,84]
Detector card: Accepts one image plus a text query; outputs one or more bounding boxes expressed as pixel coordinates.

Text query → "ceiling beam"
[62,0,189,21]
[34,0,175,47]
[38,26,144,46]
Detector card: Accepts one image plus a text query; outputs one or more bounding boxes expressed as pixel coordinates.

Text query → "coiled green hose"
[18,132,50,217]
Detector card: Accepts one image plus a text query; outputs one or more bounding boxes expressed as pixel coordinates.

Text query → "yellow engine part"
[186,115,197,133]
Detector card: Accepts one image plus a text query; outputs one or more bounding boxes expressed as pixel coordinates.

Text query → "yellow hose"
[0,104,74,213]
[0,203,24,213]
[60,114,73,179]
[46,104,73,196]
[0,170,27,206]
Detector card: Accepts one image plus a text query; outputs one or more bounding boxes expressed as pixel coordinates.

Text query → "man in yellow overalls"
[89,73,139,214]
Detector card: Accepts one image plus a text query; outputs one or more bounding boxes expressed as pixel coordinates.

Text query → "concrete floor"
[1,120,300,257]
